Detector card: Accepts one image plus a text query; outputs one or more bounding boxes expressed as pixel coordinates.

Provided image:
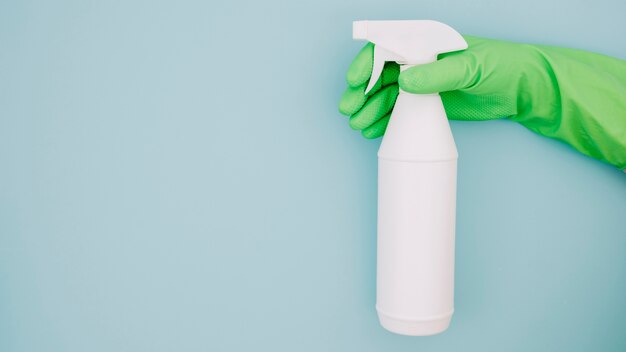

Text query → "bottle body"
[376,92,458,336]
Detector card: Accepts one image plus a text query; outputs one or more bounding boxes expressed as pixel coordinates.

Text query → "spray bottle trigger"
[364,45,404,95]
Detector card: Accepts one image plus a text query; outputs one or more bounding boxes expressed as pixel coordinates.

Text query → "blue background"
[1,0,625,351]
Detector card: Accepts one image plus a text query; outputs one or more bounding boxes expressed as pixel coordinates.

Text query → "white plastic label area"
[352,20,467,336]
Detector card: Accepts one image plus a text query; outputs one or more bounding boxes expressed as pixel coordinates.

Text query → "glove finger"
[339,63,401,116]
[362,112,391,139]
[441,91,517,121]
[346,43,374,87]
[339,85,367,116]
[349,84,398,130]
[381,62,400,86]
[398,53,477,94]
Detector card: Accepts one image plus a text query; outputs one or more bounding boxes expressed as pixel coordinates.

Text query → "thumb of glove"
[398,53,476,94]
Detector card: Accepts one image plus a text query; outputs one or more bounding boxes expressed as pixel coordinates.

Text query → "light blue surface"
[1,0,626,351]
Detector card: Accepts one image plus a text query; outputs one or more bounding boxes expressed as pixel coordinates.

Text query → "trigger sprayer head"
[352,20,467,94]
[352,21,368,40]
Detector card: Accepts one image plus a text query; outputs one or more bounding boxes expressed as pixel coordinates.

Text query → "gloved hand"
[339,36,626,170]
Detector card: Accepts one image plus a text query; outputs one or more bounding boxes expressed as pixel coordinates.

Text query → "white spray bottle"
[353,20,467,336]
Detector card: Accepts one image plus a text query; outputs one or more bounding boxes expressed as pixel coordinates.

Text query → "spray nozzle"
[353,20,468,94]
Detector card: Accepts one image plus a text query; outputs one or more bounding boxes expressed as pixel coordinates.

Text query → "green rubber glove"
[339,36,626,170]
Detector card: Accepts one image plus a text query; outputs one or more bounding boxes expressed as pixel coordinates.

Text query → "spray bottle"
[353,20,467,336]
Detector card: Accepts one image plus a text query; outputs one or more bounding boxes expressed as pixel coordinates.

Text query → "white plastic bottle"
[352,20,467,336]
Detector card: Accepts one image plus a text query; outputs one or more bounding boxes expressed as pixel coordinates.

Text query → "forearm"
[514,46,626,169]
